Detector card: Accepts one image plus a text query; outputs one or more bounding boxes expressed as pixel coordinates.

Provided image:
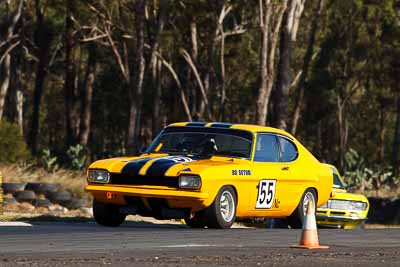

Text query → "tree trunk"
[216,5,233,122]
[0,0,24,121]
[255,0,270,125]
[28,0,53,154]
[127,0,146,154]
[291,0,324,135]
[337,95,348,170]
[64,0,79,146]
[150,0,167,138]
[218,25,226,122]
[189,17,198,117]
[255,0,287,125]
[378,99,388,164]
[0,54,10,121]
[274,0,305,130]
[392,92,400,177]
[78,43,96,146]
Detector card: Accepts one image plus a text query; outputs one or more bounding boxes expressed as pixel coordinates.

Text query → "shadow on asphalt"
[13,215,188,229]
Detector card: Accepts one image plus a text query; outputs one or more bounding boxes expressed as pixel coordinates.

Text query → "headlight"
[330,199,367,211]
[179,175,201,189]
[88,170,110,183]
[348,201,368,211]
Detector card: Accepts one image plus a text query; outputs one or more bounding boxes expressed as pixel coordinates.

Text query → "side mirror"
[140,146,148,154]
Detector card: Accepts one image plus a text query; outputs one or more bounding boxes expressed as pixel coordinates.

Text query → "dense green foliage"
[0,121,29,163]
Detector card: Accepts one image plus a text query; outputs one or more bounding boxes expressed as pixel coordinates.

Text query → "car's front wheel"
[287,188,317,229]
[204,186,237,229]
[93,199,126,227]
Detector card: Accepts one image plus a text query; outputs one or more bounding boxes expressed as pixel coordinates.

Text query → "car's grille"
[330,211,346,216]
[330,199,350,210]
[110,173,179,188]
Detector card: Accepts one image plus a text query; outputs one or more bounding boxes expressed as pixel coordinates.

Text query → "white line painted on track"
[160,244,216,248]
[0,222,32,227]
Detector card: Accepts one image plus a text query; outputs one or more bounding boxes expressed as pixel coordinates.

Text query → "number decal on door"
[256,179,276,209]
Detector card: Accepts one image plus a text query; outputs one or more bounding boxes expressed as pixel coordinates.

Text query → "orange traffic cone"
[291,199,329,249]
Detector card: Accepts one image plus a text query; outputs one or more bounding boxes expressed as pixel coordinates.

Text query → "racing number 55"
[256,179,276,209]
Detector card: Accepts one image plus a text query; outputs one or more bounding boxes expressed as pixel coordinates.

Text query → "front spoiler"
[85,184,209,200]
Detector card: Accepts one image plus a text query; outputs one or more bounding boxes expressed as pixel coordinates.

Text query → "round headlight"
[179,175,201,189]
[88,170,110,183]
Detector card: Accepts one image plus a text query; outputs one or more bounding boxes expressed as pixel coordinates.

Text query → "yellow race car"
[317,164,369,229]
[85,122,332,229]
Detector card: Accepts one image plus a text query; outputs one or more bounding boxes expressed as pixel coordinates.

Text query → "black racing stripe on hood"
[121,158,153,176]
[146,158,178,176]
[145,158,190,177]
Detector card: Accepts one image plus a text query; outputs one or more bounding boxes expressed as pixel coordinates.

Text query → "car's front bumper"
[85,184,210,211]
[86,184,208,198]
[316,209,367,229]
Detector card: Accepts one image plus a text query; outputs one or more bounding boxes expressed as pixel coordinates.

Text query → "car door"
[276,135,305,214]
[248,133,283,215]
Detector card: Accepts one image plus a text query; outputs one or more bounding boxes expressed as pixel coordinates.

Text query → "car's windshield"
[147,127,253,159]
[333,173,345,189]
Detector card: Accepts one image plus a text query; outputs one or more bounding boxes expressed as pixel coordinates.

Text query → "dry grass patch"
[0,163,87,198]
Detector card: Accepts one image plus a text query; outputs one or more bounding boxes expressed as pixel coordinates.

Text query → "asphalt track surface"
[0,221,399,266]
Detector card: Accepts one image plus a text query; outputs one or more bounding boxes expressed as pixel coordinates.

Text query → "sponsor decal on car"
[256,179,277,209]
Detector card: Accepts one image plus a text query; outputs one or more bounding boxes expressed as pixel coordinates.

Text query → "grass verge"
[0,163,87,198]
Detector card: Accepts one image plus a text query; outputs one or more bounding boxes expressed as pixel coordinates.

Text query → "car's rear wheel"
[204,186,237,229]
[287,188,317,229]
[93,199,126,227]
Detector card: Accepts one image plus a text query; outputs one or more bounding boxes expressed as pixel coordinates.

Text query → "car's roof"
[322,163,339,175]
[167,122,295,138]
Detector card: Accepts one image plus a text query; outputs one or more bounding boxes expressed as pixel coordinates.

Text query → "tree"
[290,0,324,135]
[148,0,168,137]
[274,0,306,130]
[255,0,287,125]
[28,0,54,155]
[0,0,24,121]
[126,0,146,153]
[78,43,97,146]
[64,0,80,146]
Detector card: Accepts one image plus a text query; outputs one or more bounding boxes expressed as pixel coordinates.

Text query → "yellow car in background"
[86,122,332,229]
[317,164,369,229]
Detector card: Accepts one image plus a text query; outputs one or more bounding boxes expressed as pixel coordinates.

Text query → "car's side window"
[254,134,279,162]
[277,136,298,162]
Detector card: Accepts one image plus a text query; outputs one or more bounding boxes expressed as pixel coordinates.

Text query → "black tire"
[34,198,52,208]
[287,188,317,229]
[14,190,36,203]
[25,183,42,193]
[47,191,72,204]
[2,183,27,194]
[26,183,59,195]
[42,184,60,194]
[204,186,237,229]
[93,199,126,227]
[64,198,86,210]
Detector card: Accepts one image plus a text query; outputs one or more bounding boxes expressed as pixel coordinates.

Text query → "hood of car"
[331,188,368,203]
[88,153,246,177]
